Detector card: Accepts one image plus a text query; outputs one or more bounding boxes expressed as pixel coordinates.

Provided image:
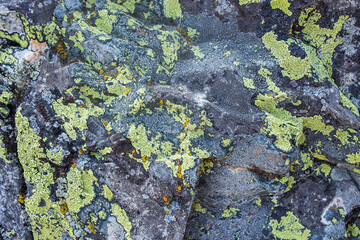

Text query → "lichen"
[243,77,256,89]
[163,0,182,20]
[66,167,97,214]
[269,211,311,240]
[270,0,292,16]
[221,207,239,218]
[302,115,334,135]
[95,10,117,34]
[239,0,261,5]
[111,203,133,240]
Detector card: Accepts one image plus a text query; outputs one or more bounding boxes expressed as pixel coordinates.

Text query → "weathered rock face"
[0,0,360,239]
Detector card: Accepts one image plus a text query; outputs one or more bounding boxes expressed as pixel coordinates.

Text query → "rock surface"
[0,0,360,239]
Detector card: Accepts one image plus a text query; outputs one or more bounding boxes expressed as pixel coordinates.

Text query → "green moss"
[66,167,97,213]
[239,0,261,5]
[163,0,182,20]
[262,31,310,81]
[221,207,239,218]
[270,0,292,16]
[269,211,311,240]
[303,115,334,135]
[95,10,117,34]
[111,203,133,240]
[243,77,255,89]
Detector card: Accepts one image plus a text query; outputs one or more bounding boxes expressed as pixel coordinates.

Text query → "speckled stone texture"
[0,0,360,239]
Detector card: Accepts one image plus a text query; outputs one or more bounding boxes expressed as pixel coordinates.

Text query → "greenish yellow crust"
[66,167,97,213]
[243,77,255,89]
[239,0,261,5]
[16,109,74,239]
[163,0,182,20]
[269,211,311,240]
[221,208,239,218]
[270,0,292,16]
[111,203,133,240]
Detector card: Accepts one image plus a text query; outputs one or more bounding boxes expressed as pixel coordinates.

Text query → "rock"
[0,0,360,239]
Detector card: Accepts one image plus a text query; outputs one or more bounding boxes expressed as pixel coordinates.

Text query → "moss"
[303,115,334,135]
[270,0,292,16]
[111,203,133,240]
[262,31,310,81]
[243,77,256,89]
[221,207,239,218]
[163,0,182,20]
[66,167,97,214]
[269,211,311,240]
[239,0,261,5]
[95,10,117,34]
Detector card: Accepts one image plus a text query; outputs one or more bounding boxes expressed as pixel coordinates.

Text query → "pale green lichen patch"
[157,30,181,71]
[111,203,133,240]
[239,0,261,5]
[0,91,13,105]
[345,151,360,164]
[102,185,114,201]
[163,0,182,20]
[302,115,334,135]
[262,31,310,81]
[269,211,311,240]
[0,135,8,163]
[334,129,350,146]
[221,207,239,218]
[66,167,97,214]
[346,224,359,238]
[243,77,255,89]
[52,97,104,140]
[16,109,74,239]
[194,202,207,213]
[340,93,359,116]
[270,0,292,16]
[95,10,117,34]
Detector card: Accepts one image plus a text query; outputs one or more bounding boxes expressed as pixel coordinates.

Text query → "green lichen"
[46,147,63,165]
[66,167,97,214]
[239,0,261,5]
[269,211,311,240]
[52,97,104,140]
[346,224,359,238]
[334,129,350,145]
[302,115,334,135]
[16,109,73,239]
[157,30,181,71]
[255,94,303,152]
[95,10,117,34]
[301,152,313,171]
[243,77,255,89]
[194,203,207,213]
[111,203,133,240]
[340,93,359,116]
[279,176,296,193]
[0,135,8,163]
[221,207,239,218]
[255,197,262,207]
[262,31,310,81]
[345,151,360,164]
[0,31,28,48]
[102,185,114,201]
[0,91,13,105]
[163,0,182,20]
[270,0,292,16]
[317,163,331,177]
[69,31,85,52]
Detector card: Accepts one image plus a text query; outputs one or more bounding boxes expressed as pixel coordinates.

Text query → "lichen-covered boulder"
[0,0,360,239]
